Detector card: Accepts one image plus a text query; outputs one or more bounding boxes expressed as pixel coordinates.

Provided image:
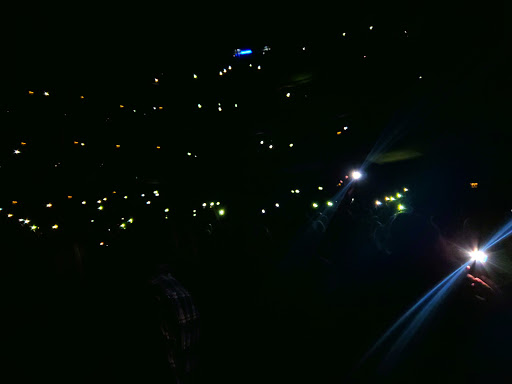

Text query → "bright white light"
[103,197,107,201]
[223,69,227,73]
[469,249,488,263]
[46,203,52,208]
[218,107,222,111]
[82,201,86,205]
[312,203,318,208]
[228,66,232,70]
[202,203,207,207]
[286,93,290,98]
[291,190,295,194]
[44,92,49,96]
[257,65,261,70]
[404,188,408,192]
[260,140,264,144]
[342,33,346,37]
[124,196,128,199]
[369,26,373,30]
[141,194,145,197]
[219,71,223,76]
[295,189,300,193]
[344,126,348,130]
[289,143,293,147]
[218,209,225,216]
[275,203,279,207]
[302,47,305,50]
[97,200,102,203]
[187,152,192,156]
[327,201,333,206]
[14,149,21,154]
[269,145,273,149]
[216,202,220,205]
[98,206,104,210]
[235,104,238,107]
[52,224,58,229]
[352,171,362,180]
[375,200,382,206]
[193,74,198,79]
[419,76,422,79]
[318,186,323,190]
[164,208,169,212]
[261,209,265,214]
[146,201,151,205]
[198,104,202,108]
[249,64,252,67]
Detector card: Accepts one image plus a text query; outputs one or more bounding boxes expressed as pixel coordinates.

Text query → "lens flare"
[469,249,487,263]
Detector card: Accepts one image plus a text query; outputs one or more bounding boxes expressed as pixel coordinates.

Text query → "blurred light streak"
[481,218,512,251]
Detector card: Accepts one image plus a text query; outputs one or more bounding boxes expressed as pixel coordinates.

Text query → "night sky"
[4,2,511,383]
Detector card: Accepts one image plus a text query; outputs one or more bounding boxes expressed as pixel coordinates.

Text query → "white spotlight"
[352,171,362,180]
[469,249,488,263]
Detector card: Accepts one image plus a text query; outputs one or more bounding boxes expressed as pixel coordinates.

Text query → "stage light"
[128,218,133,223]
[352,171,362,180]
[404,188,408,192]
[291,190,295,194]
[46,203,52,207]
[269,145,273,149]
[342,32,346,36]
[120,223,126,229]
[82,201,86,205]
[124,196,128,199]
[146,201,151,205]
[223,69,227,73]
[286,93,291,97]
[257,65,261,70]
[318,186,323,190]
[261,209,266,214]
[398,204,405,211]
[7,214,13,217]
[193,74,197,79]
[98,206,104,210]
[218,107,222,111]
[31,225,38,231]
[275,203,279,207]
[164,208,169,212]
[103,197,107,201]
[344,126,348,130]
[289,143,293,147]
[219,71,223,76]
[375,200,382,206]
[14,149,21,154]
[369,26,373,30]
[202,203,207,207]
[469,249,487,263]
[390,197,395,201]
[327,201,333,206]
[312,203,318,208]
[219,209,225,216]
[228,66,232,70]
[260,140,264,144]
[198,104,202,108]
[44,92,49,96]
[397,193,402,198]
[385,197,389,201]
[295,189,300,193]
[216,202,220,205]
[52,224,58,229]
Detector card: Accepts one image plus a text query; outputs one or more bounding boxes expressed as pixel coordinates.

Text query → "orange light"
[74,141,79,144]
[120,105,124,108]
[100,242,104,246]
[80,95,84,99]
[158,106,163,110]
[28,91,34,95]
[337,131,341,135]
[112,191,116,194]
[21,142,26,146]
[156,146,161,149]
[470,183,478,189]
[116,144,121,148]
[12,201,17,205]
[68,196,72,199]
[7,214,13,218]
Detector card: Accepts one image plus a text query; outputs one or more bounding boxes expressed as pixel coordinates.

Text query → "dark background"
[3,1,511,382]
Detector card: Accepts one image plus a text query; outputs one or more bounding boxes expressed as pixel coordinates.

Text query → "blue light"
[239,49,252,55]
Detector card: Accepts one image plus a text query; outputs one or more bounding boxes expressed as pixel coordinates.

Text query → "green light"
[98,205,104,210]
[128,218,133,223]
[120,223,126,228]
[396,193,402,198]
[218,209,225,216]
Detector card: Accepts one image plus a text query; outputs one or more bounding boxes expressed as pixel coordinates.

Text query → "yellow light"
[80,95,84,99]
[112,191,116,194]
[21,142,26,146]
[289,143,293,147]
[286,93,290,97]
[158,106,163,110]
[124,196,128,199]
[390,197,395,201]
[128,218,133,223]
[31,225,38,230]
[219,71,223,76]
[228,66,232,70]
[385,197,389,201]
[7,214,13,217]
[154,78,159,83]
[120,105,124,108]
[46,203,52,207]
[398,204,405,211]
[404,188,408,192]
[52,224,58,229]
[98,206,103,210]
[375,200,382,206]
[81,143,85,146]
[219,209,225,216]
[327,201,333,206]
[312,203,318,208]
[44,92,49,96]
[193,74,197,79]
[223,69,227,73]
[198,104,202,108]
[103,197,107,201]
[82,201,86,205]
[28,91,34,95]
[318,186,323,190]
[120,223,126,228]
[337,131,341,135]
[12,201,17,204]
[156,146,161,149]
[116,145,120,148]
[396,193,402,198]
[74,141,79,144]
[470,183,478,189]
[100,242,104,246]
[164,208,169,212]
